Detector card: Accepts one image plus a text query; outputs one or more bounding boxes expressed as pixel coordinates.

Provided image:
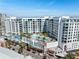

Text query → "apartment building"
[5,16,48,35]
[5,17,21,35]
[22,17,46,33]
[50,16,79,51]
[0,13,6,36]
[5,16,79,51]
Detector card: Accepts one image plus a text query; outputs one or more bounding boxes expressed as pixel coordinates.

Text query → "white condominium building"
[5,16,48,35]
[0,13,6,36]
[5,17,21,35]
[22,17,46,33]
[5,16,79,51]
[51,16,79,51]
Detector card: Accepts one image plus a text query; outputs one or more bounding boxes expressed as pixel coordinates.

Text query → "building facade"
[5,17,20,35]
[4,16,79,51]
[22,17,46,33]
[0,13,6,36]
[51,16,79,51]
[5,16,48,35]
[47,17,59,39]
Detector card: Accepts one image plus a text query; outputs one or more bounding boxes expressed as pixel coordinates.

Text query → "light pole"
[42,37,46,59]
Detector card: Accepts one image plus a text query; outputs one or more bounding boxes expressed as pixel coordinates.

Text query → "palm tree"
[27,33,31,39]
[37,36,40,41]
[12,33,16,35]
[18,42,25,54]
[19,31,22,41]
[64,53,75,59]
[76,51,79,56]
[43,32,48,37]
[4,38,11,48]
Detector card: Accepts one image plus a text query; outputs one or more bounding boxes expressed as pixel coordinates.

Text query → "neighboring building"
[5,16,48,35]
[22,17,46,33]
[5,17,21,35]
[51,16,79,51]
[46,17,59,39]
[44,16,60,40]
[0,13,6,36]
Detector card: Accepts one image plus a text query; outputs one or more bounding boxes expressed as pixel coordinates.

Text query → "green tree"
[64,53,75,59]
[18,42,25,54]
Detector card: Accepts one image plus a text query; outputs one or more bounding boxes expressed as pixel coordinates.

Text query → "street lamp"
[42,37,46,59]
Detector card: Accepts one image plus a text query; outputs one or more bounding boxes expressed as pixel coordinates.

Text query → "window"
[66,19,69,22]
[69,32,70,34]
[74,19,76,22]
[70,19,73,22]
[28,19,32,21]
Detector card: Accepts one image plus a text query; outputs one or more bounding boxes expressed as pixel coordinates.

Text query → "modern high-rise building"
[22,17,46,33]
[50,16,79,51]
[44,16,54,37]
[0,13,6,36]
[5,17,21,35]
[4,16,79,51]
[5,16,49,35]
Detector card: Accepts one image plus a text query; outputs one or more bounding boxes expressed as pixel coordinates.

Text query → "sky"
[0,0,79,16]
